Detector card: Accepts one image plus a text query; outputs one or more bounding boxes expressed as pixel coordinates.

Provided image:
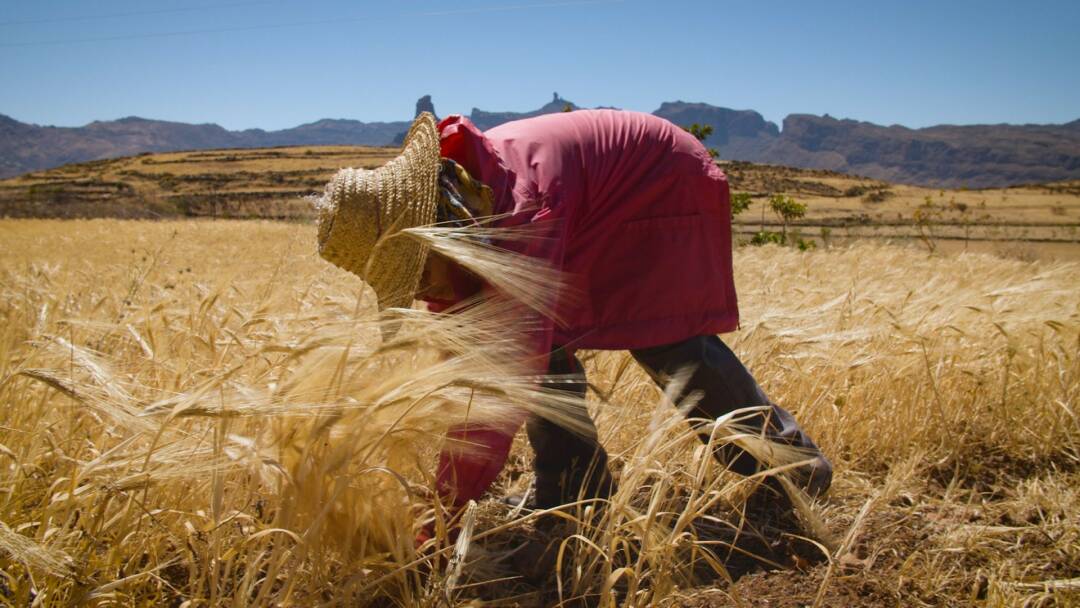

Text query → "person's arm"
[416,251,484,312]
[434,419,523,507]
[416,414,526,547]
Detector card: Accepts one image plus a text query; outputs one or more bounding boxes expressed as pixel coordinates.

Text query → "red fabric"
[422,267,484,313]
[437,109,738,348]
[435,424,518,507]
[430,109,739,505]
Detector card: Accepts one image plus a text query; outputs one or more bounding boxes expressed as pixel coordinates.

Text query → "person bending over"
[314,109,832,525]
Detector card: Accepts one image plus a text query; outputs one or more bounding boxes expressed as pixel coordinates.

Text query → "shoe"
[502,481,568,531]
[501,471,616,527]
[501,477,563,510]
[502,482,538,511]
[794,455,832,499]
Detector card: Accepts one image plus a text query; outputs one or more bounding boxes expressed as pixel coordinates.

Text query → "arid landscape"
[4,0,1078,604]
[0,143,1077,606]
[2,144,1079,260]
[0,146,394,220]
[4,95,1077,187]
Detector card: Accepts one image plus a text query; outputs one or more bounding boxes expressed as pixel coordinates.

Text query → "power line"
[0,0,623,48]
[0,16,349,48]
[411,0,623,18]
[0,1,279,27]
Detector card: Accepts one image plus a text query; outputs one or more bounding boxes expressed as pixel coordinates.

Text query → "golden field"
[0,219,1077,606]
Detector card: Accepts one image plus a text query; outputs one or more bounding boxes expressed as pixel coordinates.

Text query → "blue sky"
[1,0,1077,131]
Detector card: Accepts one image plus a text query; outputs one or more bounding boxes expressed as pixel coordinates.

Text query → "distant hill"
[652,101,778,161]
[765,114,1079,188]
[0,113,411,179]
[2,95,1078,188]
[468,92,579,131]
[651,102,1080,188]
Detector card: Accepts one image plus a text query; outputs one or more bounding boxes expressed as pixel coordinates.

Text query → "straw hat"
[315,112,440,311]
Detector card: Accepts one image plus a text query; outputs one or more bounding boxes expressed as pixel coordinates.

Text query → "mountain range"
[2,93,1078,188]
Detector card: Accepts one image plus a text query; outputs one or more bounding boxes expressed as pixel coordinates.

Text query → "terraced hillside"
[2,146,1079,259]
[0,146,398,220]
[724,162,1080,259]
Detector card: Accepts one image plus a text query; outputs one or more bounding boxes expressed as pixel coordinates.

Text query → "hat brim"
[315,113,441,313]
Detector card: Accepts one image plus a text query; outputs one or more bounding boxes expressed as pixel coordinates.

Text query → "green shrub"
[681,123,720,159]
[731,192,753,218]
[768,194,806,239]
[750,230,785,246]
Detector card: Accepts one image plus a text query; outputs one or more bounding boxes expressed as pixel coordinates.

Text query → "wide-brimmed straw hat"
[315,112,440,311]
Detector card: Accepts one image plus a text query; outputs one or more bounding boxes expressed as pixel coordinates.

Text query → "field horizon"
[2,145,1080,262]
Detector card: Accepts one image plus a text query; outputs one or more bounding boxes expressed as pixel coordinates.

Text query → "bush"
[731,192,753,218]
[750,230,785,246]
[681,123,720,159]
[768,194,806,239]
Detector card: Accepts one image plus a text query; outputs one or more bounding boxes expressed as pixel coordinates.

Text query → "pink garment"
[432,109,738,506]
[439,109,738,349]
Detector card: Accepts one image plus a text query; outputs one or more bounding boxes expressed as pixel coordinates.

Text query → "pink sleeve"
[435,419,525,507]
[431,116,561,507]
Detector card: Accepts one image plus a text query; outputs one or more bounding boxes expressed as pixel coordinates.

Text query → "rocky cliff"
[0,113,411,179]
[468,92,579,131]
[3,96,1078,188]
[761,114,1080,187]
[652,103,1080,187]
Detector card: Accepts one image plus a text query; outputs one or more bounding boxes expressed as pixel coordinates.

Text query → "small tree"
[913,195,942,253]
[731,192,753,217]
[768,194,806,240]
[684,123,713,141]
[681,123,719,159]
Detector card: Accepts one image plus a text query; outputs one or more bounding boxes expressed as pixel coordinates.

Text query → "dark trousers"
[526,335,832,507]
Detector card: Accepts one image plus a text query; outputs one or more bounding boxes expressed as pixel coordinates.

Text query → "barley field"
[0,219,1077,607]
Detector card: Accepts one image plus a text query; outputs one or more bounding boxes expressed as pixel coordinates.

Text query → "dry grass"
[723,163,1080,260]
[0,219,1077,606]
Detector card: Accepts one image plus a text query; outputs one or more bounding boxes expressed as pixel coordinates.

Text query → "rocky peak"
[1,101,1077,187]
[415,95,436,119]
[538,92,576,113]
[468,94,579,131]
[653,101,780,143]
